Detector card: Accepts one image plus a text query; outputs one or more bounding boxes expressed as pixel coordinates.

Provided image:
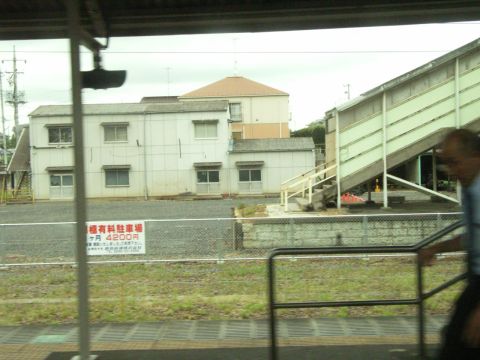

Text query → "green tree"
[6,134,16,148]
[291,121,325,146]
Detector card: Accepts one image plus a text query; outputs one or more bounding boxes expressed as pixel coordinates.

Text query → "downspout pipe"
[143,113,148,200]
[382,90,388,208]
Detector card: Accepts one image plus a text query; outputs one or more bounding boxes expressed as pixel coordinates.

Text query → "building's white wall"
[228,150,315,194]
[144,112,230,196]
[30,105,312,199]
[30,115,74,199]
[30,110,230,199]
[182,95,289,124]
[83,113,145,198]
[230,96,289,124]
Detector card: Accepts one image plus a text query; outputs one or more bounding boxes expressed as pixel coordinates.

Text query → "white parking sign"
[86,221,146,255]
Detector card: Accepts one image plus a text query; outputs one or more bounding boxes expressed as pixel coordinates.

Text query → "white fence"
[0,212,462,266]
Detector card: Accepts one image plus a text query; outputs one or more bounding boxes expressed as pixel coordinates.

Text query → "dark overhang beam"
[0,1,479,41]
[85,0,107,39]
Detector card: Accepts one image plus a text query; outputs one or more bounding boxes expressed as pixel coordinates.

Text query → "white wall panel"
[340,147,382,179]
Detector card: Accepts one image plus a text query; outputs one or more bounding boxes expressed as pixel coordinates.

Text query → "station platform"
[44,344,437,360]
[1,316,444,360]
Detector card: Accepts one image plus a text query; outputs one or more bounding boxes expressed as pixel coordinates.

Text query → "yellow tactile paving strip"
[0,335,441,360]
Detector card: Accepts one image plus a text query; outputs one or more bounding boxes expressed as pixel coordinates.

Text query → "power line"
[0,50,453,55]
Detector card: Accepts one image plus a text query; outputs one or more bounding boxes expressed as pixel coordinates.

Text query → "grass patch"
[236,204,267,217]
[0,257,464,325]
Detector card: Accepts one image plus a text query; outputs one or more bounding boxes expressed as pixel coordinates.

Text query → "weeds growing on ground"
[0,257,464,325]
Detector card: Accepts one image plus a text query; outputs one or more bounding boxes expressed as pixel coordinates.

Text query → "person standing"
[419,129,480,359]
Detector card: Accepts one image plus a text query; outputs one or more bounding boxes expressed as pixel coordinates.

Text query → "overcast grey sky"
[1,21,480,134]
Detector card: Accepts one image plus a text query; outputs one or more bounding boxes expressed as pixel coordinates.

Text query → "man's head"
[440,129,480,187]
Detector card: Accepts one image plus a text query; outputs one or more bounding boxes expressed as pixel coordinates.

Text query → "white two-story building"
[29,91,314,200]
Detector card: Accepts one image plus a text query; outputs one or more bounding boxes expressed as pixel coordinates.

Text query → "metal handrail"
[267,220,466,360]
[281,164,336,211]
[281,164,336,191]
[281,160,336,188]
[284,175,335,201]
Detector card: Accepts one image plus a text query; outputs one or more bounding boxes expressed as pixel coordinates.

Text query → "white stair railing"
[281,164,336,211]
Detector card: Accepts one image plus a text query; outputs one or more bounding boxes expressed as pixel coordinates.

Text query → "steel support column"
[66,1,94,359]
[382,91,388,208]
[416,256,426,358]
[417,155,422,186]
[335,111,341,209]
[455,57,460,129]
[432,148,437,192]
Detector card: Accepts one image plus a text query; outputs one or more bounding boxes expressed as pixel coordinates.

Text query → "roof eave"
[333,37,480,113]
[179,93,289,99]
[231,148,313,153]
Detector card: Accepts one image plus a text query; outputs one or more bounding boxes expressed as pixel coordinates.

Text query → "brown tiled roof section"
[181,76,288,97]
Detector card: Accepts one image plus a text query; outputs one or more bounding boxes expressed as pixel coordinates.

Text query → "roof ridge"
[181,76,288,98]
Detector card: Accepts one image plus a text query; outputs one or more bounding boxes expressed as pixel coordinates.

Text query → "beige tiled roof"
[181,76,288,98]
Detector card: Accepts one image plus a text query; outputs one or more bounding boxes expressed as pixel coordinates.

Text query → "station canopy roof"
[1,1,480,41]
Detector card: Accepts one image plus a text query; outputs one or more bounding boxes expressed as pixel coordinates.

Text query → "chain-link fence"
[0,212,466,327]
[0,212,463,266]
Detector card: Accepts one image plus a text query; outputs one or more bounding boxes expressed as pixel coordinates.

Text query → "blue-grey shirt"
[462,173,480,277]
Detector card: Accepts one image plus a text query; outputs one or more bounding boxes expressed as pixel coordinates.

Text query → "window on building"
[197,170,219,183]
[196,169,220,194]
[194,121,218,138]
[105,168,130,187]
[238,168,262,193]
[49,173,74,198]
[48,126,72,144]
[104,124,128,142]
[229,103,242,122]
[232,131,242,140]
[239,169,261,182]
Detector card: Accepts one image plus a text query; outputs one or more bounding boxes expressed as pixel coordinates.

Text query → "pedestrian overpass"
[282,38,480,211]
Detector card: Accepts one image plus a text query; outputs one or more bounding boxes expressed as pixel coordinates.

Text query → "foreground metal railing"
[268,220,466,360]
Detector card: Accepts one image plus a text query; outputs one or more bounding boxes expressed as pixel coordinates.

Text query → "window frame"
[49,172,74,199]
[48,126,73,144]
[195,168,221,194]
[239,168,262,183]
[104,168,130,187]
[103,124,128,143]
[196,169,220,184]
[238,168,263,193]
[229,102,242,122]
[193,120,218,139]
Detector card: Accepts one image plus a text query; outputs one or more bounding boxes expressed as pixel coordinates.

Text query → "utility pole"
[233,37,238,76]
[165,67,171,96]
[3,46,26,140]
[344,83,351,100]
[0,63,7,167]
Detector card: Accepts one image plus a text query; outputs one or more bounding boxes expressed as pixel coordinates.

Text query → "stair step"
[295,197,313,211]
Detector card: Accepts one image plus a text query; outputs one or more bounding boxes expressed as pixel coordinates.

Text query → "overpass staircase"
[281,39,480,211]
[2,126,33,204]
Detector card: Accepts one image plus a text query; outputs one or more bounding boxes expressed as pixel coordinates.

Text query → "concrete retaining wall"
[240,214,462,249]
